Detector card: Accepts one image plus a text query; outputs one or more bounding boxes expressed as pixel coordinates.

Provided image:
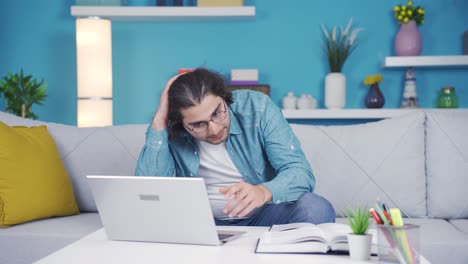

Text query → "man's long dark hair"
[167,68,233,140]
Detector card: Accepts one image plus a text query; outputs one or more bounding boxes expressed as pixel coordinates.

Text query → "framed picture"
[227,85,270,96]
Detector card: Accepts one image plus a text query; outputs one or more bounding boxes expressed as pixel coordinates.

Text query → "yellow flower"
[364,74,383,86]
[393,1,425,26]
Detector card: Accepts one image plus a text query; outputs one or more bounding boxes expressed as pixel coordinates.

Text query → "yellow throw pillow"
[0,122,79,227]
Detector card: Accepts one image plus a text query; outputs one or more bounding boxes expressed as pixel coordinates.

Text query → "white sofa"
[0,110,467,264]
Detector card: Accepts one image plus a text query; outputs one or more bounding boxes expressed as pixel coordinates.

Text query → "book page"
[262,226,326,244]
[270,222,318,232]
[317,223,351,245]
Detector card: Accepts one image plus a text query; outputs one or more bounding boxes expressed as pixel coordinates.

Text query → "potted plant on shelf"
[0,69,48,119]
[321,18,363,109]
[344,205,372,261]
[393,0,425,56]
[363,74,385,109]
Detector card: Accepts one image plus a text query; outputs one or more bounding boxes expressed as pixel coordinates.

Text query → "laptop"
[87,175,244,246]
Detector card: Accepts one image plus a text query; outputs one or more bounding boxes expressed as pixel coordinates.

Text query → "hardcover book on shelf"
[255,222,377,255]
[227,85,270,96]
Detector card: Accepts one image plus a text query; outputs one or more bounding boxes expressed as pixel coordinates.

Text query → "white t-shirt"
[196,140,262,220]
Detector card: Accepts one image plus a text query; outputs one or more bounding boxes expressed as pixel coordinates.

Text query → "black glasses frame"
[184,101,228,133]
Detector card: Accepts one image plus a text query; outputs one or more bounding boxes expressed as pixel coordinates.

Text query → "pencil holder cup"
[377,224,420,264]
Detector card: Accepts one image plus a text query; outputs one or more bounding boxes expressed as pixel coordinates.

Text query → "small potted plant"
[363,74,385,109]
[0,69,47,119]
[344,205,372,261]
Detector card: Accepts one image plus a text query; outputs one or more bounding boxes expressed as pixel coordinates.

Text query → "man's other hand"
[219,182,272,218]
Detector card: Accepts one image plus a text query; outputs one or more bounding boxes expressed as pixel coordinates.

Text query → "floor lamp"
[76,17,113,127]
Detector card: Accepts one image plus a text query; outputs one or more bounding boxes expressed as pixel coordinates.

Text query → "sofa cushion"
[0,111,147,212]
[426,110,468,219]
[450,219,468,236]
[57,124,147,212]
[405,218,468,264]
[0,111,44,126]
[0,122,79,227]
[0,213,102,264]
[291,112,426,217]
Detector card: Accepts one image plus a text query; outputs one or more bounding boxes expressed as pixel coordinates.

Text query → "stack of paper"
[230,69,258,86]
[198,0,243,6]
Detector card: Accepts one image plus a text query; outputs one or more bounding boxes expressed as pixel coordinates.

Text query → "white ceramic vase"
[325,72,346,109]
[347,233,372,261]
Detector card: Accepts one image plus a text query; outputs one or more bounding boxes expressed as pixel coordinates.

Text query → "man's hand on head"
[152,74,184,131]
[219,182,272,218]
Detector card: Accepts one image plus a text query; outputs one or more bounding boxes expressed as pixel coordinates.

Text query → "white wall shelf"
[384,55,468,68]
[282,109,468,119]
[70,6,256,21]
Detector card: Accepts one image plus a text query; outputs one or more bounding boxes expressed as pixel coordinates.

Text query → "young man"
[135,68,335,226]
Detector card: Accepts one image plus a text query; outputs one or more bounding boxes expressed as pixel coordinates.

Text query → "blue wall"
[1,0,467,125]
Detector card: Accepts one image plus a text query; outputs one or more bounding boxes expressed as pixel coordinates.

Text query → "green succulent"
[344,205,371,235]
[0,69,47,119]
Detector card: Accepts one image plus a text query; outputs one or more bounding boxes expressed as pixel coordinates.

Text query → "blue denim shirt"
[135,90,315,204]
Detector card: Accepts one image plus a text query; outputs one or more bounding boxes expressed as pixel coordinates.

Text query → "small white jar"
[282,92,297,109]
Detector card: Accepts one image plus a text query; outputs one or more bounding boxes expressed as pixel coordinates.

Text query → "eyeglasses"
[184,101,228,133]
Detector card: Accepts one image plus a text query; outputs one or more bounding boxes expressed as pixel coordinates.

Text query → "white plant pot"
[347,233,372,261]
[325,72,346,109]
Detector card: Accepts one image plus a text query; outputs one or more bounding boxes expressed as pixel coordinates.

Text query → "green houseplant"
[0,69,47,119]
[320,18,363,109]
[321,18,363,73]
[344,205,372,261]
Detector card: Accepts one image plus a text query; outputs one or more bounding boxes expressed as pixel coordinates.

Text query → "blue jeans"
[214,193,336,226]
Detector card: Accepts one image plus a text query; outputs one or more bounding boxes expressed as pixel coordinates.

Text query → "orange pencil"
[369,208,383,225]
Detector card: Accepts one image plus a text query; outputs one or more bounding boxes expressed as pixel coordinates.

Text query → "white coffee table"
[35,226,430,264]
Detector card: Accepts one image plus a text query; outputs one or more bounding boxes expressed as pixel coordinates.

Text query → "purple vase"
[395,20,422,56]
[365,84,385,108]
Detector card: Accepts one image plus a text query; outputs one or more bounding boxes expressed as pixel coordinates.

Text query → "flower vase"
[325,73,346,109]
[395,20,422,56]
[364,84,385,108]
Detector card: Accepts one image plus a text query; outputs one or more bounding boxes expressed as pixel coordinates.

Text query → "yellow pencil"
[390,208,415,264]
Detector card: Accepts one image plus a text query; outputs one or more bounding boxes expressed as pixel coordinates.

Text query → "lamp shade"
[76,17,113,127]
[77,100,113,127]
